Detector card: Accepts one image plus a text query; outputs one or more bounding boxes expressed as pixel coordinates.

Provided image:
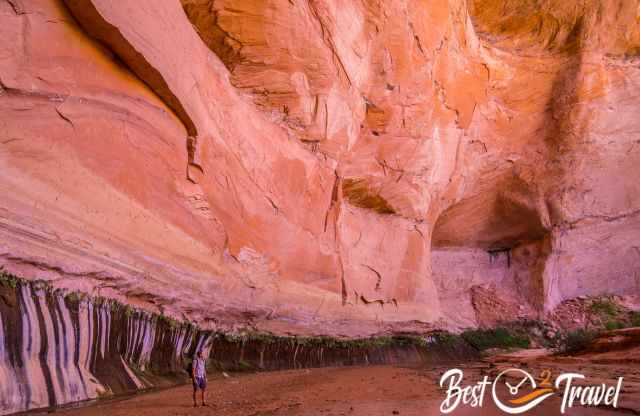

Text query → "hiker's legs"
[201,387,206,405]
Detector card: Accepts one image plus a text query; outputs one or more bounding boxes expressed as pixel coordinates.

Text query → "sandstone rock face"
[0,0,638,335]
[0,282,200,414]
[0,281,474,414]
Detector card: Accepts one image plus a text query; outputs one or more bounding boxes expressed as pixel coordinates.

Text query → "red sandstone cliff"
[1,0,639,335]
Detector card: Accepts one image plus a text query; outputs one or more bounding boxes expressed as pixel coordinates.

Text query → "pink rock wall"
[0,0,638,335]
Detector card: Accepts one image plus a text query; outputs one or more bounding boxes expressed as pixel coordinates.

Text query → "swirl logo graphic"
[492,368,554,414]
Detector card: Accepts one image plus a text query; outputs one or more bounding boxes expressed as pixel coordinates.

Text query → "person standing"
[192,350,208,407]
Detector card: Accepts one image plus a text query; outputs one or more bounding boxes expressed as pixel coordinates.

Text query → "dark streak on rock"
[362,264,382,291]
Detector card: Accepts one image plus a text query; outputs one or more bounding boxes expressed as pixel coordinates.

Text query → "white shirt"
[194,357,206,378]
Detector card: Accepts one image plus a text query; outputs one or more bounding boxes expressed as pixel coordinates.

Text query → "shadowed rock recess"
[0,278,474,414]
[0,0,639,412]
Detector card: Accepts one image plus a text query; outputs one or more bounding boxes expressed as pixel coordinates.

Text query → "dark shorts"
[193,376,207,390]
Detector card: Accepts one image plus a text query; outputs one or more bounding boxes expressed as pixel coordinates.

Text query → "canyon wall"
[0,279,473,414]
[0,0,639,337]
[0,281,197,414]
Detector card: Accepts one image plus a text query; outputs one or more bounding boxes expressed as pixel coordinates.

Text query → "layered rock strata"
[0,278,474,414]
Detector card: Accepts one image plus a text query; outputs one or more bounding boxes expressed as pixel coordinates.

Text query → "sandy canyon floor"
[40,361,635,416]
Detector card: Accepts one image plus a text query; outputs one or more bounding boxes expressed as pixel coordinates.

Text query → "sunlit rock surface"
[0,0,639,337]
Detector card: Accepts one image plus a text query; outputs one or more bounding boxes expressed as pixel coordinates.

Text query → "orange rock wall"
[1,0,638,335]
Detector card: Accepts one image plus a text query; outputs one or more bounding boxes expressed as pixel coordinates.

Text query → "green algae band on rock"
[0,278,476,414]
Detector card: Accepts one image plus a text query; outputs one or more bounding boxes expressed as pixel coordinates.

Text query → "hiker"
[192,350,208,407]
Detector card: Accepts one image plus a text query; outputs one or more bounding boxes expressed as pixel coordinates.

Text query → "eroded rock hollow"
[1,281,472,414]
[1,0,639,338]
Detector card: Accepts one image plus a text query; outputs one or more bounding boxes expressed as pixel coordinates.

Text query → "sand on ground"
[39,364,626,416]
